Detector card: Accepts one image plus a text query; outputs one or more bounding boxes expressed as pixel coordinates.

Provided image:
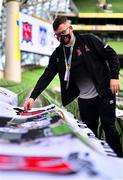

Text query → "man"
[24,16,122,157]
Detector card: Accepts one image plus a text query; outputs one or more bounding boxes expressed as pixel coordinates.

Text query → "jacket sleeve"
[30,50,58,100]
[89,34,120,79]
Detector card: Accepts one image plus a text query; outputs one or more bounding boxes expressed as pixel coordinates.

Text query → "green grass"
[73,0,123,13]
[106,41,123,90]
[21,68,60,105]
[0,67,44,105]
[120,69,123,89]
[73,0,99,13]
[111,0,123,13]
[0,67,60,106]
[107,41,123,55]
[0,66,123,107]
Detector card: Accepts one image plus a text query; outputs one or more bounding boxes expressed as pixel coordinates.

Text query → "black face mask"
[60,34,71,45]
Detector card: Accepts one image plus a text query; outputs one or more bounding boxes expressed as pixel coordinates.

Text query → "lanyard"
[63,37,76,71]
[63,37,76,89]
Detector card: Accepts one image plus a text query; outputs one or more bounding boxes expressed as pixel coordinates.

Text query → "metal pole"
[0,0,3,16]
[4,0,21,82]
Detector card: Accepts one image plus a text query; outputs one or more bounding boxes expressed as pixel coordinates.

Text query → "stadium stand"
[1,0,123,69]
[0,0,78,72]
[68,0,123,67]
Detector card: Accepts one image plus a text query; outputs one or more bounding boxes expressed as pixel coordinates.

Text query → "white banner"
[19,13,59,56]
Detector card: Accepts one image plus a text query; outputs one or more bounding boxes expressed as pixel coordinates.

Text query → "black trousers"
[78,95,122,157]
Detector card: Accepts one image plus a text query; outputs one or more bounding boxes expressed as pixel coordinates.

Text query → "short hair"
[53,16,68,31]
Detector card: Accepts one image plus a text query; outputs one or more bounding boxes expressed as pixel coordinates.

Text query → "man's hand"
[23,98,34,111]
[110,79,120,94]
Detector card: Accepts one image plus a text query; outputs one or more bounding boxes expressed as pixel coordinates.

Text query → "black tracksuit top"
[30,32,120,106]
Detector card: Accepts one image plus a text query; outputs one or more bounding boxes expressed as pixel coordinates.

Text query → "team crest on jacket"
[77,47,82,56]
[85,45,90,52]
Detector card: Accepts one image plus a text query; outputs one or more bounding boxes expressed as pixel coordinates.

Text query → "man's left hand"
[110,79,120,94]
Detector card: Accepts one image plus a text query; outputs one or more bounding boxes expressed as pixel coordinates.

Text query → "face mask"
[60,34,71,45]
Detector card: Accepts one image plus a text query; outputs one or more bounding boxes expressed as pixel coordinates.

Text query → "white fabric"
[116,108,123,119]
[0,101,17,117]
[0,87,18,106]
[0,104,123,180]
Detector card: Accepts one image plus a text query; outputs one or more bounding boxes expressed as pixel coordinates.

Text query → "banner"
[19,13,59,56]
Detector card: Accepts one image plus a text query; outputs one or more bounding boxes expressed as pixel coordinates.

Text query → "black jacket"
[30,32,120,106]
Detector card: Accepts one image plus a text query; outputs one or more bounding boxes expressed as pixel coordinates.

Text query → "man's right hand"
[23,98,34,111]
